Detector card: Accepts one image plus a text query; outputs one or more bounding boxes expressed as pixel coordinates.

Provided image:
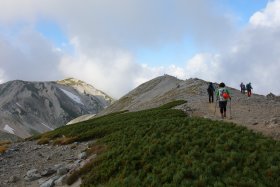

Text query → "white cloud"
[59,44,143,98]
[59,39,189,98]
[0,27,62,82]
[185,53,221,81]
[43,0,234,49]
[249,0,280,27]
[0,1,41,23]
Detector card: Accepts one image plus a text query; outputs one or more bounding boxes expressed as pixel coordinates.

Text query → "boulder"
[41,168,56,177]
[57,166,69,176]
[265,117,280,128]
[40,176,59,187]
[78,152,87,159]
[24,169,41,181]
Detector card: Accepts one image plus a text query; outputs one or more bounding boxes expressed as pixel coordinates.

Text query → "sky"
[0,0,279,98]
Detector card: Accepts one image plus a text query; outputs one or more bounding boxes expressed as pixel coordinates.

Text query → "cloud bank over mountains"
[0,0,279,97]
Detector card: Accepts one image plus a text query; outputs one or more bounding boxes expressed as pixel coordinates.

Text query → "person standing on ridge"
[216,82,231,119]
[246,82,253,97]
[207,82,215,103]
[240,82,246,94]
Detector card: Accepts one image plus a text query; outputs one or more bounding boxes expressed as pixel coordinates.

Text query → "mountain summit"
[0,78,113,138]
[57,78,113,104]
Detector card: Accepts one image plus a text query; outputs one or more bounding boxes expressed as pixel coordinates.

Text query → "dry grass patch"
[0,141,11,154]
[53,136,78,145]
[37,137,50,145]
[0,146,8,154]
[0,141,11,146]
[86,144,107,155]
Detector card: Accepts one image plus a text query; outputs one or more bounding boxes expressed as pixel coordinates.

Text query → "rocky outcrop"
[266,92,280,102]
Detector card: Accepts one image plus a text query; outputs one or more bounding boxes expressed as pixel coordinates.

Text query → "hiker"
[207,82,215,103]
[240,82,246,94]
[216,82,231,119]
[246,82,253,97]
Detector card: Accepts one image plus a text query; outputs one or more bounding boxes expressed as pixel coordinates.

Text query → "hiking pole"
[214,99,218,116]
[247,96,251,112]
[229,99,232,119]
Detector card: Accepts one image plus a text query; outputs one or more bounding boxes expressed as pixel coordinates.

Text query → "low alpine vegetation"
[36,100,280,186]
[0,141,11,154]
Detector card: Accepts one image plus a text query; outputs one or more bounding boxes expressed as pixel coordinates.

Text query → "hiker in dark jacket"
[216,82,231,119]
[246,82,253,97]
[240,82,246,94]
[207,82,215,103]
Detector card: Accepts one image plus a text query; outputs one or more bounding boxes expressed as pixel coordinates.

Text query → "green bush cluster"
[37,100,280,186]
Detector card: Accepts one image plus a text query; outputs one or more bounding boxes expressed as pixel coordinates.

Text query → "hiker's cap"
[219,82,225,87]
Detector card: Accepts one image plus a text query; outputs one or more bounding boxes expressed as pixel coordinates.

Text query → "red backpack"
[222,92,230,99]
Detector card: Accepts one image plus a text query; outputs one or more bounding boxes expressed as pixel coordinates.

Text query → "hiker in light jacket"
[216,82,231,119]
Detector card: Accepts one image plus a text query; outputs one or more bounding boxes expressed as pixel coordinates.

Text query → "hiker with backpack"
[246,82,253,97]
[240,82,246,94]
[207,82,215,103]
[216,82,231,119]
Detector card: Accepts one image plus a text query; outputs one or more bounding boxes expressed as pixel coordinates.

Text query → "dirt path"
[186,90,280,140]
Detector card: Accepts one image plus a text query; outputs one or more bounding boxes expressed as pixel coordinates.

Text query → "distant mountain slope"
[99,75,211,115]
[0,131,21,142]
[0,78,113,138]
[100,74,280,140]
[99,75,182,114]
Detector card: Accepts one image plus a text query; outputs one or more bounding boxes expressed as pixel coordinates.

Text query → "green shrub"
[38,100,280,186]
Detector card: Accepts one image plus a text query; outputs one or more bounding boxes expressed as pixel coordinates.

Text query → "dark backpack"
[246,84,252,90]
[207,85,214,93]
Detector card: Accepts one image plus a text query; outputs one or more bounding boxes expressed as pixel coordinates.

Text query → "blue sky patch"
[36,20,68,47]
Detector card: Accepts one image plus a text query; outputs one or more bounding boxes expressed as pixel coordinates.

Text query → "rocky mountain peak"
[57,77,84,86]
[57,78,114,103]
[0,78,113,139]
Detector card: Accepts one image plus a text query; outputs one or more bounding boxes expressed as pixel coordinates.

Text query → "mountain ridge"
[98,74,280,140]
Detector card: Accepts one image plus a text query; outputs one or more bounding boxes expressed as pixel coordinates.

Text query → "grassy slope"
[36,100,280,187]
